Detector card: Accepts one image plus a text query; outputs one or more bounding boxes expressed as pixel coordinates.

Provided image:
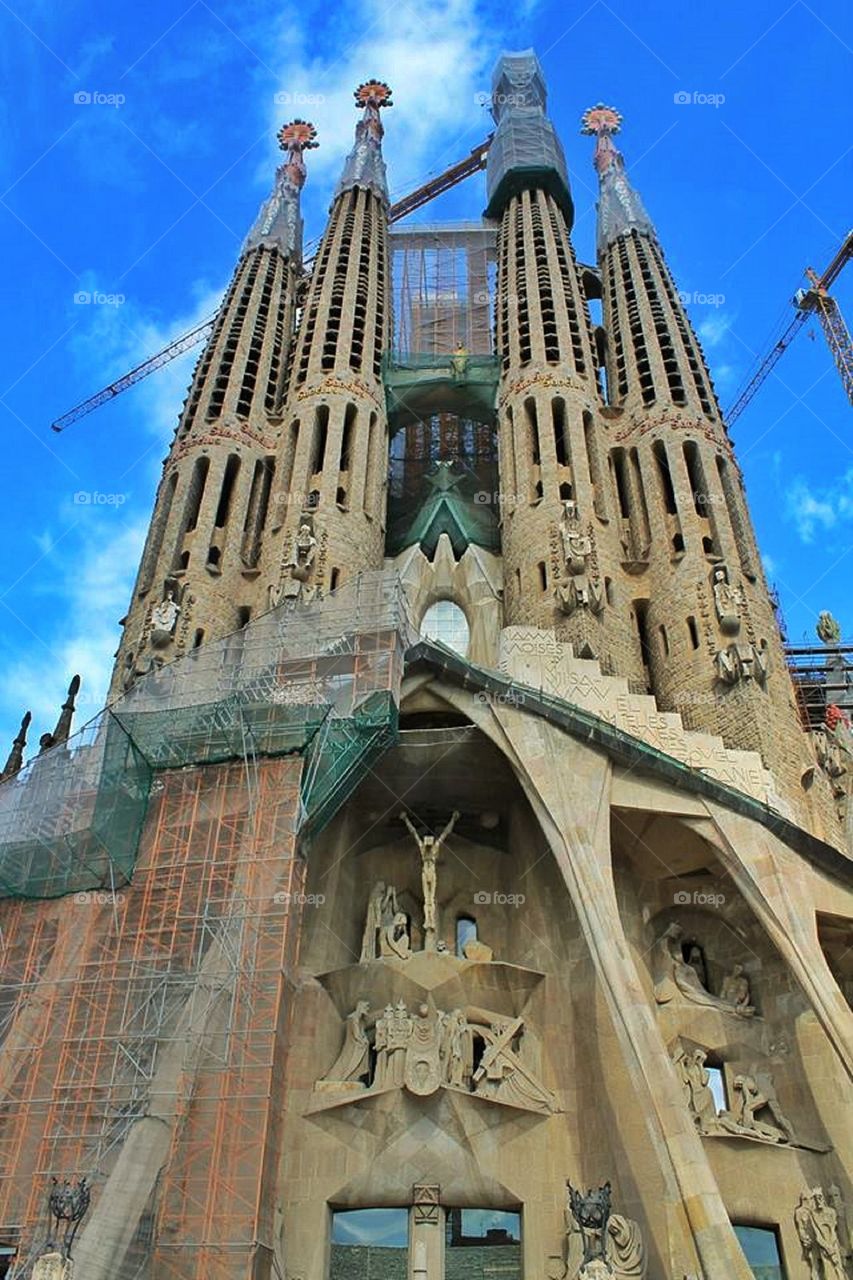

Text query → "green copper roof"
[386,462,500,558]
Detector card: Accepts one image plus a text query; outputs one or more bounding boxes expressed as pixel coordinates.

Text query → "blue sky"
[0,0,850,750]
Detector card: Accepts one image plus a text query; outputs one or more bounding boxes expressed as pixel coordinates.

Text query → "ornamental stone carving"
[316,999,555,1112]
[652,923,755,1017]
[556,501,603,617]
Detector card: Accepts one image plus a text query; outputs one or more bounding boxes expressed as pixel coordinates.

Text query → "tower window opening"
[687,616,700,649]
[583,410,607,519]
[559,481,573,501]
[183,456,210,535]
[214,454,241,528]
[652,441,678,515]
[538,560,548,592]
[329,567,340,591]
[633,599,653,689]
[236,606,251,629]
[672,532,685,554]
[524,397,540,466]
[551,397,569,467]
[241,457,275,569]
[611,448,631,520]
[206,545,221,568]
[311,405,329,475]
[340,403,356,471]
[192,628,205,649]
[605,577,614,605]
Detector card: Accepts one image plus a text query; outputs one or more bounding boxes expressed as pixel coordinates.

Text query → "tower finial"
[581,103,655,254]
[244,120,318,259]
[1,711,31,782]
[277,118,319,193]
[52,674,81,746]
[335,80,393,205]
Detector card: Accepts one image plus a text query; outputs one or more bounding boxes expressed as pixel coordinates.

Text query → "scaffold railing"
[0,571,416,902]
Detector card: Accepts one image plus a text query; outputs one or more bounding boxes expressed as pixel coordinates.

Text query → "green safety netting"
[383,352,499,429]
[0,573,416,901]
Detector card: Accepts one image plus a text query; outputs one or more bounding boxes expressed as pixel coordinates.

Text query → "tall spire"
[335,80,393,205]
[244,118,318,262]
[485,49,572,222]
[1,711,30,781]
[581,104,655,255]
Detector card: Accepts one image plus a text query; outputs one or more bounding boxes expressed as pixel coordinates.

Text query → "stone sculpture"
[316,999,554,1111]
[817,611,842,645]
[379,911,412,961]
[795,1187,848,1280]
[652,923,755,1017]
[399,809,460,948]
[320,999,371,1087]
[557,500,603,617]
[150,588,181,646]
[283,519,318,599]
[711,564,743,635]
[718,1072,794,1144]
[360,881,399,961]
[672,1045,720,1134]
[719,963,753,1014]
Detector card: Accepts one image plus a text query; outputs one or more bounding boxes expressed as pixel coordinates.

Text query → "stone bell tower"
[583,104,810,797]
[257,81,394,606]
[481,52,607,660]
[110,119,317,697]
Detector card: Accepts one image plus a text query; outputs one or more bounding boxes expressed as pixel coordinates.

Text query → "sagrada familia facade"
[0,49,851,1280]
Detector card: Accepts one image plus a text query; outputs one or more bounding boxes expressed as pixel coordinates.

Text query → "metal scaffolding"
[0,572,416,1279]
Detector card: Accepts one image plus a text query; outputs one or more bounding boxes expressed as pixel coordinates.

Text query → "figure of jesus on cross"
[400,810,460,950]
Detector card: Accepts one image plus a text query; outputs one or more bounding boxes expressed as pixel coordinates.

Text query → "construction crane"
[51,136,494,434]
[726,229,853,426]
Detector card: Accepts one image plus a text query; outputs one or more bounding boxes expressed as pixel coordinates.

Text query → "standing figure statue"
[360,881,398,962]
[795,1187,847,1280]
[399,810,460,949]
[319,1000,371,1087]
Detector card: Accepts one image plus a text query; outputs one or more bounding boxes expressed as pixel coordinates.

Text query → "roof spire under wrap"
[485,49,572,222]
[244,118,318,262]
[581,104,655,256]
[335,80,393,206]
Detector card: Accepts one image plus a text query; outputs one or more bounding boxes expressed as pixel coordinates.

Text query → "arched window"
[456,915,478,957]
[420,600,470,657]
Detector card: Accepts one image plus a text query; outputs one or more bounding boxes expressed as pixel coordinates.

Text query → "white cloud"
[0,284,226,756]
[786,469,853,543]
[697,312,733,349]
[264,0,506,201]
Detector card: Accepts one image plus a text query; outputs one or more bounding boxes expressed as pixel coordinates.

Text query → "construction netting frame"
[0,711,151,900]
[0,572,417,902]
